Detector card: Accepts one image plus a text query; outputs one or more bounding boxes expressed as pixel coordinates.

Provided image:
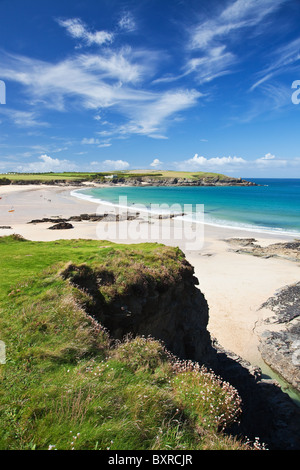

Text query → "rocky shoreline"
[225,238,300,395]
[259,282,300,393]
[94,176,257,187]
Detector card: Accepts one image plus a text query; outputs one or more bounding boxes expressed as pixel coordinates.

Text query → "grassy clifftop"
[0,236,258,450]
[0,170,246,185]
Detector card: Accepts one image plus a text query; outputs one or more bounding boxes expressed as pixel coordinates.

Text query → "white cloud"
[16,154,78,172]
[175,154,246,170]
[102,159,130,170]
[57,18,113,46]
[255,153,287,167]
[261,152,275,160]
[150,158,163,168]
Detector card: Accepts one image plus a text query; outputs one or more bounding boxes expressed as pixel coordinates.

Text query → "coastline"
[0,183,299,389]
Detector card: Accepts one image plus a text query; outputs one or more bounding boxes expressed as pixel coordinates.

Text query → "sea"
[72,178,300,237]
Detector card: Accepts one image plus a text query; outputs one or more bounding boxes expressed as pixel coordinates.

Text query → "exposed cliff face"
[103,272,211,363]
[61,256,213,365]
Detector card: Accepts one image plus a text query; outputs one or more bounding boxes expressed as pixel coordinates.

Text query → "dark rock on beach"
[48,222,74,230]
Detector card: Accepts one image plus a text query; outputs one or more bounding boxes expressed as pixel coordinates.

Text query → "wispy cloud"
[117,89,202,139]
[81,137,101,145]
[118,12,136,32]
[0,108,49,127]
[56,18,114,46]
[0,39,199,139]
[184,46,235,84]
[190,0,286,50]
[186,0,287,83]
[250,36,300,91]
[81,137,112,148]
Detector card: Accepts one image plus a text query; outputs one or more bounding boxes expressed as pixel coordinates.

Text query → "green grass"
[1,172,96,181]
[0,236,258,450]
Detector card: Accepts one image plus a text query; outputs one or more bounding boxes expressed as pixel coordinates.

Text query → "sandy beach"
[0,184,299,372]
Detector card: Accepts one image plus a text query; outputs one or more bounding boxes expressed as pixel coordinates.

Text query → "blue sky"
[0,0,300,177]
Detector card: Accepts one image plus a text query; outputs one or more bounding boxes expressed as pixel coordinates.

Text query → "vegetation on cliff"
[0,236,261,450]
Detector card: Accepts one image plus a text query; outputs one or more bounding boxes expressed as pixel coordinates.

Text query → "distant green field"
[0,170,232,182]
[1,172,95,181]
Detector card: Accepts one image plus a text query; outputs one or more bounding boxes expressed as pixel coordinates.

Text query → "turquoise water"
[73,179,300,236]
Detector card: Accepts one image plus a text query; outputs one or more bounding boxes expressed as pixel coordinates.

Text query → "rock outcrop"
[211,340,300,450]
[226,237,300,262]
[258,282,300,393]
